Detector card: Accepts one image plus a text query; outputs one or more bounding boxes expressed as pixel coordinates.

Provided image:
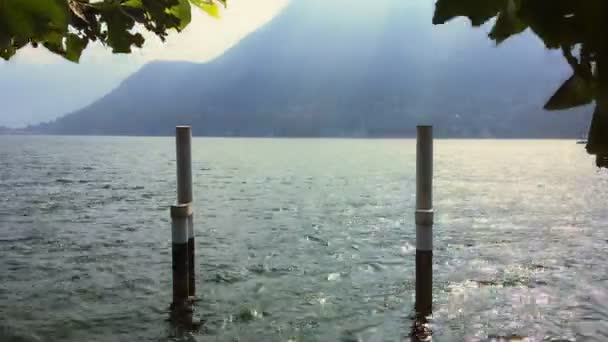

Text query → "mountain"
[34,0,592,138]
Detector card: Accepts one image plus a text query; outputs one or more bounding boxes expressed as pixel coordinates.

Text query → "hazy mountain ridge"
[33,0,592,138]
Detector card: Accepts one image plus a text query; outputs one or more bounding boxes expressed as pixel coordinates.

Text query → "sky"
[0,0,289,128]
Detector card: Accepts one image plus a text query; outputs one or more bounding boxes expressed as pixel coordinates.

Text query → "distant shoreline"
[0,132,586,140]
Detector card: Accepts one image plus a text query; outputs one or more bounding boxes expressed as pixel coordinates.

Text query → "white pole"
[176,126,193,204]
[415,125,433,316]
[175,126,196,298]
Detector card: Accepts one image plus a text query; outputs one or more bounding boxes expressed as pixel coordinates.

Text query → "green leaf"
[489,0,527,44]
[2,0,68,37]
[122,0,143,8]
[519,1,581,49]
[0,30,11,56]
[433,0,506,26]
[191,0,221,19]
[0,0,68,59]
[0,40,17,61]
[98,2,141,53]
[167,0,192,30]
[65,33,88,62]
[544,73,594,111]
[1,38,27,60]
[42,30,65,55]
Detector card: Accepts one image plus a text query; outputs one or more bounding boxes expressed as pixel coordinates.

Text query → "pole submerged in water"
[175,126,196,297]
[415,125,433,317]
[171,204,191,310]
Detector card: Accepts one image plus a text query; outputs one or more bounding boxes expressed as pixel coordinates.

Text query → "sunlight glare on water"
[0,137,607,341]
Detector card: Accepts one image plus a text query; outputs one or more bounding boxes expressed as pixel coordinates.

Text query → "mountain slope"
[36,0,592,138]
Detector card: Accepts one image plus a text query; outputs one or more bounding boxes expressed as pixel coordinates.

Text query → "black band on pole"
[187,213,195,298]
[171,204,191,310]
[415,250,433,316]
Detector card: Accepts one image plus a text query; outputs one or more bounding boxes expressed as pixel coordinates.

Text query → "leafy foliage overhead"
[0,0,226,62]
[434,0,607,110]
[434,0,608,166]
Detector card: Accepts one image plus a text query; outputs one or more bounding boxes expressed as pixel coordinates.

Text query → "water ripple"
[0,137,606,341]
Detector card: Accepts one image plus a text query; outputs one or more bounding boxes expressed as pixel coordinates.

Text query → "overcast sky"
[0,0,288,128]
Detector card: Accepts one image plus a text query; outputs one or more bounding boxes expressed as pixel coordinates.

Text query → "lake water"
[1,136,607,342]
